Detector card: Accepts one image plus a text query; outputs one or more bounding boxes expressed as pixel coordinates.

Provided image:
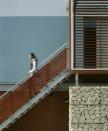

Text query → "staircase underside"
[0,92,5,96]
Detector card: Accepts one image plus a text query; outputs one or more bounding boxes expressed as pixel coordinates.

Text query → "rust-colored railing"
[0,45,68,124]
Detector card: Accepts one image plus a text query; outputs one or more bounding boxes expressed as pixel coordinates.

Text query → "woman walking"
[29,52,38,74]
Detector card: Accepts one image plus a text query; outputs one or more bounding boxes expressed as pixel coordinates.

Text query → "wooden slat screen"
[74,0,108,69]
[0,48,67,124]
[76,0,108,16]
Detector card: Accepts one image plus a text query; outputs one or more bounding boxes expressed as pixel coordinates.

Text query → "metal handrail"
[0,43,68,100]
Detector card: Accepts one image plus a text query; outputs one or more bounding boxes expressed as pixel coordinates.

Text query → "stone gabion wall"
[69,86,108,131]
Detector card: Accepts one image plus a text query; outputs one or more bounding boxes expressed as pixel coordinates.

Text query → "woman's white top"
[29,58,37,74]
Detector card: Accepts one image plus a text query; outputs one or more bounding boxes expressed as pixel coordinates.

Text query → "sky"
[0,0,68,16]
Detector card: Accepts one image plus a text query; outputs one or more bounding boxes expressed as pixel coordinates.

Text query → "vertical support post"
[66,44,70,69]
[75,73,79,86]
[69,0,74,70]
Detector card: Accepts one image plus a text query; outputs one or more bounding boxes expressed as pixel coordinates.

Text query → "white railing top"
[0,43,68,100]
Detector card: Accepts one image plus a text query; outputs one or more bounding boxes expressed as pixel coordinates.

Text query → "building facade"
[1,1,108,131]
[69,1,108,131]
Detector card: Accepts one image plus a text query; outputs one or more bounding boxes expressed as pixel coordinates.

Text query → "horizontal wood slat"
[0,49,67,124]
[76,0,108,16]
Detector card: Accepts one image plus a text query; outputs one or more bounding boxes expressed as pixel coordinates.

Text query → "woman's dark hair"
[30,52,36,59]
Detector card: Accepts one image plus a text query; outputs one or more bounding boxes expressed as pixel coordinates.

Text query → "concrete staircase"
[0,44,70,131]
